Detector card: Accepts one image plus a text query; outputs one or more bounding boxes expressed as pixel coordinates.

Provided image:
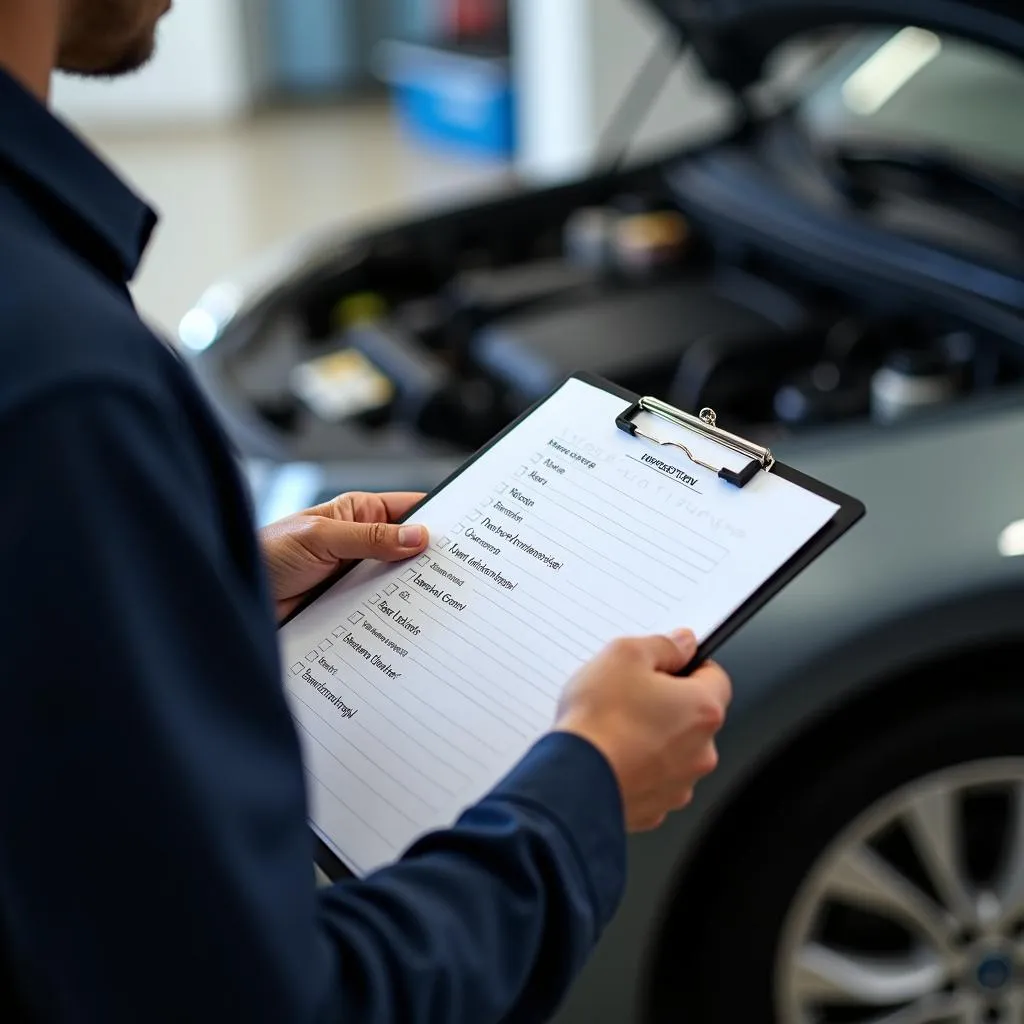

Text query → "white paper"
[279,377,839,875]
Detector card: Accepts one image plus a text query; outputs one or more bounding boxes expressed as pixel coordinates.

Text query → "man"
[0,2,732,1022]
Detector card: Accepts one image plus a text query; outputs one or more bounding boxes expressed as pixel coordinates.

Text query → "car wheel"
[660,691,1024,1024]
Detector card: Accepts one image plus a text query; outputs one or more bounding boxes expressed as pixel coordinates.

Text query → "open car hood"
[645,0,1024,89]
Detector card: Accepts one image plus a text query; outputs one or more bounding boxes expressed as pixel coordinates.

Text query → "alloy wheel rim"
[776,759,1024,1024]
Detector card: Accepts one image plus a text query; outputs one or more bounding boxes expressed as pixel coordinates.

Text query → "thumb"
[608,630,698,675]
[655,629,699,673]
[312,520,430,564]
[667,628,700,671]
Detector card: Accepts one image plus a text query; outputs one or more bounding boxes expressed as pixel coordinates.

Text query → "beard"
[57,0,167,78]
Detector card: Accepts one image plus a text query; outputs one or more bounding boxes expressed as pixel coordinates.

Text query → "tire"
[654,687,1024,1023]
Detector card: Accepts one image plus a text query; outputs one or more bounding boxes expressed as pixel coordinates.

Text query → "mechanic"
[0,2,732,1022]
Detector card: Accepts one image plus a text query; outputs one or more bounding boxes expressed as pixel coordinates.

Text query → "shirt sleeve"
[0,382,627,1024]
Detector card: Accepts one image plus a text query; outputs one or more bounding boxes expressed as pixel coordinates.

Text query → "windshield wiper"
[828,143,1024,220]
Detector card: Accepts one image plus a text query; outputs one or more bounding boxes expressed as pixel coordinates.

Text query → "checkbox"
[452,522,465,535]
[333,625,347,637]
[514,465,526,478]
[531,452,542,464]
[306,651,318,662]
[468,510,481,522]
[417,554,430,567]
[403,568,418,582]
[319,640,333,652]
[290,662,303,676]
[366,593,381,608]
[495,482,508,494]
[384,583,398,596]
[438,537,451,551]
[347,611,364,625]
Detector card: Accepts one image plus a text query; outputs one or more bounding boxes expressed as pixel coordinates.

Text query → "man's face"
[58,0,171,77]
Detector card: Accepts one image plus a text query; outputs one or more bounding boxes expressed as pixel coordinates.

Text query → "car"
[180,1,1024,1020]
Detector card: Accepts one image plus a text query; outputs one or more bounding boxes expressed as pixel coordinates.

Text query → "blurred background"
[54,0,724,337]
[46,4,1024,1023]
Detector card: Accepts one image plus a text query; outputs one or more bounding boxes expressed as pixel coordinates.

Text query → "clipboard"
[289,371,865,881]
[608,379,865,671]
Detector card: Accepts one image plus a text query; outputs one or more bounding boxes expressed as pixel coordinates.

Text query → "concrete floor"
[82,100,513,338]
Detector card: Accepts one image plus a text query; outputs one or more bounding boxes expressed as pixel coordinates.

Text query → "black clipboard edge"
[283,371,865,879]
[688,462,865,673]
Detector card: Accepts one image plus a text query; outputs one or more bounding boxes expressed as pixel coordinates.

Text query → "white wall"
[512,0,732,182]
[51,0,254,128]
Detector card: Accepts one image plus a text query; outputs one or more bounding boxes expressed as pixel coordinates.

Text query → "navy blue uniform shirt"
[0,70,626,1023]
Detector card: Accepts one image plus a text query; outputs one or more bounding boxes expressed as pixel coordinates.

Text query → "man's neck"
[0,0,58,102]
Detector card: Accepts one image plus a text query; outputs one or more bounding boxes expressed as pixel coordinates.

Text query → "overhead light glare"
[841,26,942,116]
[998,519,1024,558]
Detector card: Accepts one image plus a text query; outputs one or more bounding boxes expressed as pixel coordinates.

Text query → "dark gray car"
[183,2,1024,1020]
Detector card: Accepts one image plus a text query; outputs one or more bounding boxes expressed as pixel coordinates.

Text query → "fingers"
[313,492,427,525]
[630,787,694,832]
[377,492,428,522]
[298,492,430,566]
[689,660,733,712]
[630,811,668,834]
[606,630,698,674]
[629,746,714,832]
[310,519,430,564]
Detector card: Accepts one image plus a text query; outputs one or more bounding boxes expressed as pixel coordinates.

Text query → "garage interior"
[32,0,1024,1021]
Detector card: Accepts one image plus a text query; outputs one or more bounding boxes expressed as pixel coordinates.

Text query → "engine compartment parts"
[445,259,598,338]
[188,164,1024,466]
[332,292,389,331]
[344,321,450,431]
[473,279,789,405]
[614,210,692,277]
[563,206,622,271]
[563,205,692,278]
[870,343,967,422]
[290,349,395,423]
[774,362,873,427]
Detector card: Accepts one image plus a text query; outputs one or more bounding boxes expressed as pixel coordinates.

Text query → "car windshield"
[789,26,1024,181]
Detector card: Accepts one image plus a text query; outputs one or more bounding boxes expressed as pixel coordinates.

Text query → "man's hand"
[555,630,732,833]
[261,492,429,622]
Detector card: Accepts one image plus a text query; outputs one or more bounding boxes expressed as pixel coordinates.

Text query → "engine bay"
[193,160,1024,466]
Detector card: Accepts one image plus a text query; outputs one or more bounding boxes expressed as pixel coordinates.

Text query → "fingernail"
[670,628,697,652]
[398,525,427,548]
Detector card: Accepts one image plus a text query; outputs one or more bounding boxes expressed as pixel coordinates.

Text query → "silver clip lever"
[616,396,775,488]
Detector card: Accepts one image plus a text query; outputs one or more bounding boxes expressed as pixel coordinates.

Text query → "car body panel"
[646,0,1024,87]
[551,393,1024,1021]
[669,153,1024,312]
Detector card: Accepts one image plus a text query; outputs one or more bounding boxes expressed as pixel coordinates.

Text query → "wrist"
[552,720,626,799]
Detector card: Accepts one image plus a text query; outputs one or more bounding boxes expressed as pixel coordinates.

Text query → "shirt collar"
[0,68,157,283]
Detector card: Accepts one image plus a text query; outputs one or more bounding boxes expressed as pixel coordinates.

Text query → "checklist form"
[279,376,851,876]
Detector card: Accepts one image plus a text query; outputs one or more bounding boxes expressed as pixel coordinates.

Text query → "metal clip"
[616,396,774,488]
